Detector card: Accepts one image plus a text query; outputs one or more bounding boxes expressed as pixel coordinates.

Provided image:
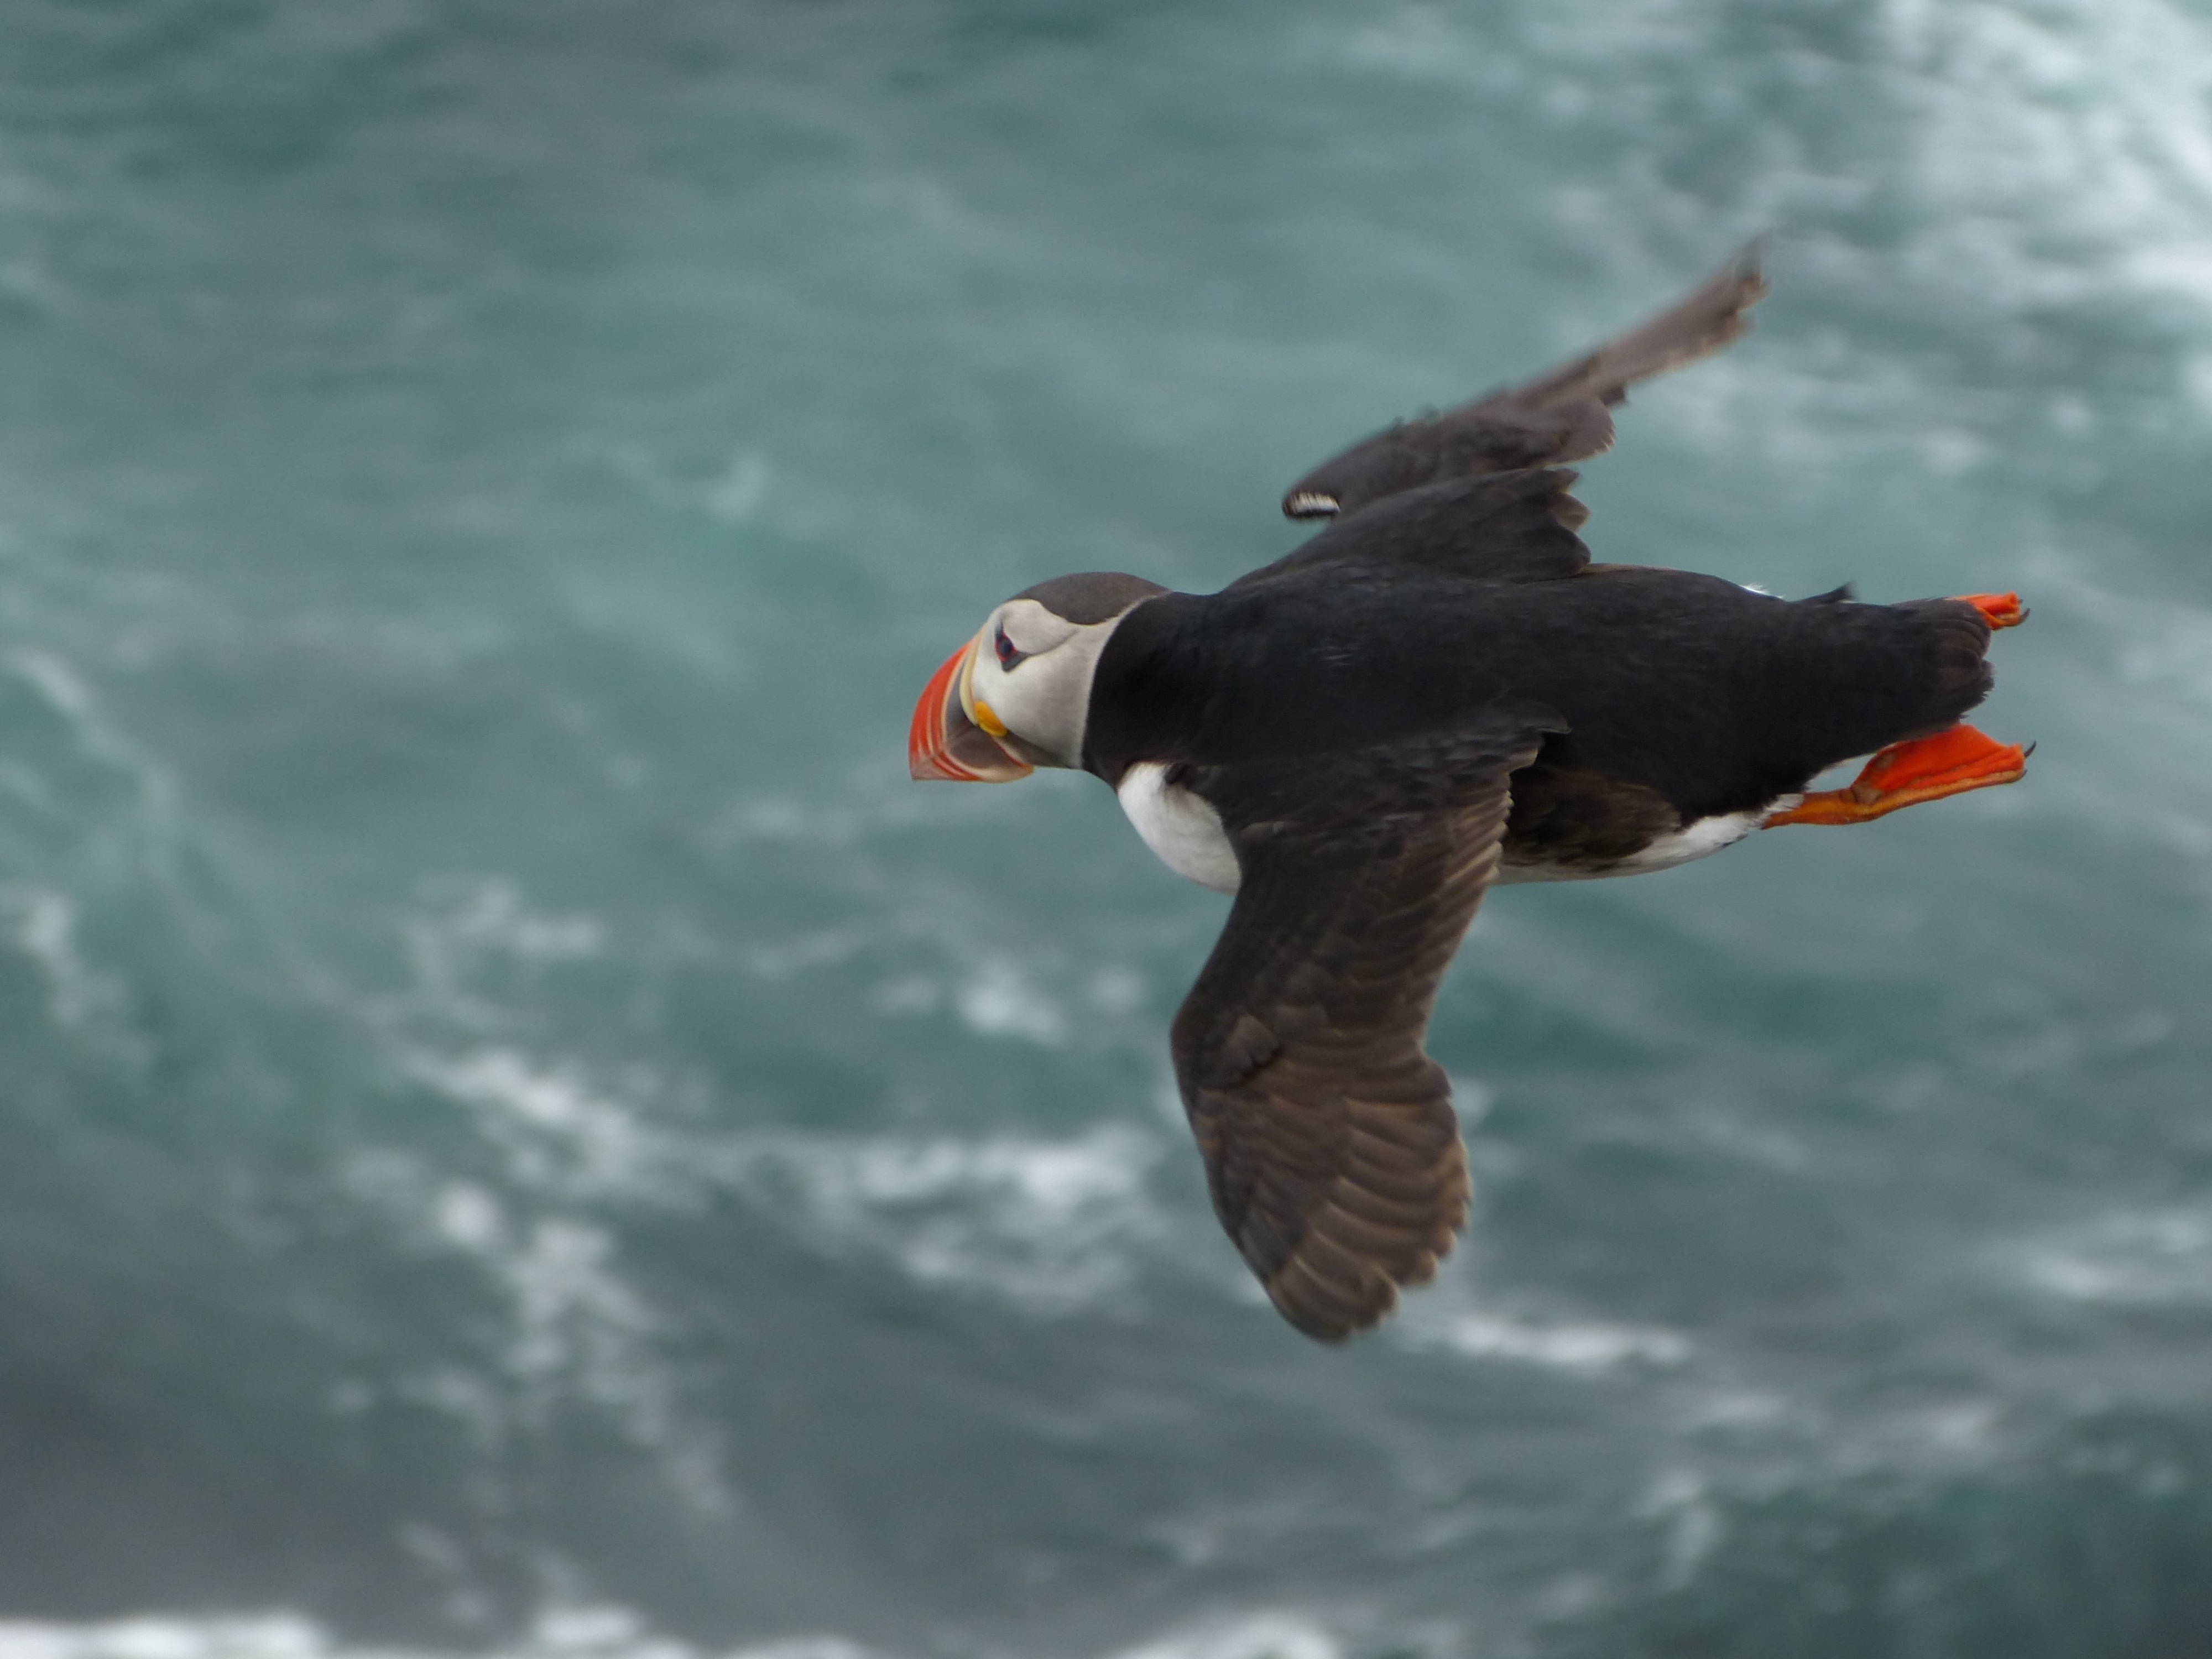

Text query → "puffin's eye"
[994,627,1021,669]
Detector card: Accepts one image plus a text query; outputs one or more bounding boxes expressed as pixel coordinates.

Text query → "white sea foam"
[432,883,606,964]
[1874,0,2212,301]
[0,885,129,1032]
[412,1047,660,1199]
[351,1044,726,1507]
[0,1607,1354,1659]
[0,1613,874,1659]
[1396,1301,1692,1375]
[2,646,180,854]
[866,950,1146,1053]
[2017,1206,2212,1306]
[953,956,1070,1045]
[342,1143,718,1499]
[6,648,151,775]
[1338,0,2212,452]
[402,883,607,1029]
[0,1615,340,1659]
[1637,1468,1724,1589]
[385,1030,1172,1478]
[717,1124,1169,1312]
[1103,1613,1341,1659]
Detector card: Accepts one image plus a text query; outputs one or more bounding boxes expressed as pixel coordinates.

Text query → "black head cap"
[1011,571,1168,625]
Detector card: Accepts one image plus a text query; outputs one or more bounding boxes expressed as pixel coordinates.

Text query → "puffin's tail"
[1890,595,2003,742]
[1770,591,2004,778]
[1761,592,2028,829]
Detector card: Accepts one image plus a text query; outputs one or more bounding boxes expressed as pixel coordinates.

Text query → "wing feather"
[1230,467,1592,592]
[1170,712,1557,1340]
[1281,246,1766,523]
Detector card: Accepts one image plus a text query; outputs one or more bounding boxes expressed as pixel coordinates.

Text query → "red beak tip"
[908,638,1031,783]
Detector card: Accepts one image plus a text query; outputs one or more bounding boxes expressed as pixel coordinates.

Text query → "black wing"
[1281,246,1767,523]
[1229,466,1591,592]
[1170,709,1560,1341]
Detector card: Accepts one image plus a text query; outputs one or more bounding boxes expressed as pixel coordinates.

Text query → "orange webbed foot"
[1954,591,2028,629]
[1766,724,2029,827]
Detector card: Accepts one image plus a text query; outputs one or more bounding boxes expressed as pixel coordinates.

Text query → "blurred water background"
[4,2,2212,1655]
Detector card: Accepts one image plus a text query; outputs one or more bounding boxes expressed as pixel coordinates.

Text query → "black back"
[1086,472,1991,823]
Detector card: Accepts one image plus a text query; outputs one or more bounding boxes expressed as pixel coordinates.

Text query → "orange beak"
[908,639,1034,782]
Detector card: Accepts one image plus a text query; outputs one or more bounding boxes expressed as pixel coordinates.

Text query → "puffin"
[907,250,2027,1342]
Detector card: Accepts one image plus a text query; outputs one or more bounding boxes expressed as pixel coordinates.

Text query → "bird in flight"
[909,250,2027,1342]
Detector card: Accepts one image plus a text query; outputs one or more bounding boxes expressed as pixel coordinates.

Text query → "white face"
[959,597,1121,770]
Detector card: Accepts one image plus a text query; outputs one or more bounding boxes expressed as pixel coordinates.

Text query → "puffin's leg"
[1953,591,2028,629]
[1766,724,2028,827]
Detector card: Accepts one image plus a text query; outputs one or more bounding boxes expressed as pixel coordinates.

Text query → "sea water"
[4,3,2212,1656]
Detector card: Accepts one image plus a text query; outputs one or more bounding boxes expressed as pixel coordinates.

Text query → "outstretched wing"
[1229,466,1592,592]
[1282,246,1767,523]
[1170,709,1560,1340]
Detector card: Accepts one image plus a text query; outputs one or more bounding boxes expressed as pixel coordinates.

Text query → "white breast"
[1116,761,1240,894]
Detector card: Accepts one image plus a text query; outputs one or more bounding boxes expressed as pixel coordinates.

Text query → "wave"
[2015,1204,2212,1307]
[0,1607,1350,1659]
[713,1123,1172,1313]
[1396,1303,1693,1375]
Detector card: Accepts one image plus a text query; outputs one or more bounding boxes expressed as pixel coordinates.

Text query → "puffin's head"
[909,571,1167,781]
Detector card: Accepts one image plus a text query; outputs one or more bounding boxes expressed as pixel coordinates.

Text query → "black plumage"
[1086,469,1995,854]
[1077,469,1997,1339]
[911,250,2025,1342]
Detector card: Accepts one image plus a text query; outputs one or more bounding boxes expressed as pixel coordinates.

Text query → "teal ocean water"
[6,3,2212,1655]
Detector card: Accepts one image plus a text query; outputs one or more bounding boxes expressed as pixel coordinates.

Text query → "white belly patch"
[1117,761,1240,894]
[1609,807,1773,873]
[1493,806,1782,885]
[1117,767,1790,894]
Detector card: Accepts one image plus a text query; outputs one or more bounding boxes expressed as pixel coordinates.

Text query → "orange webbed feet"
[1766,724,2030,827]
[1954,591,2028,629]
